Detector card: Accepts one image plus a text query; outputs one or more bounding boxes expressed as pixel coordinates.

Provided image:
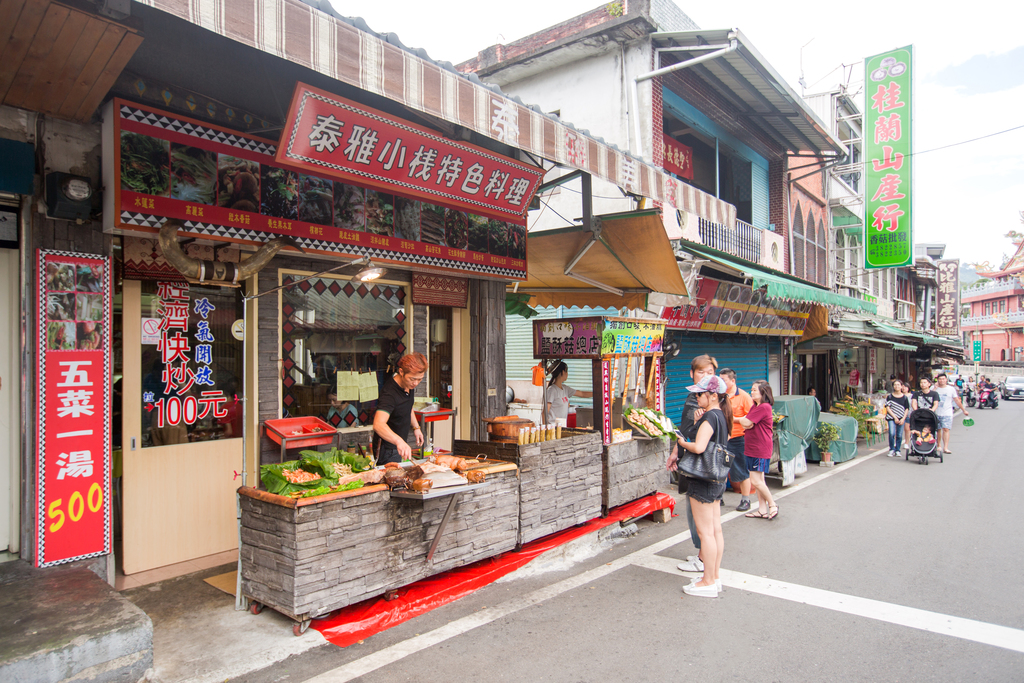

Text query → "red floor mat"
[313,492,674,647]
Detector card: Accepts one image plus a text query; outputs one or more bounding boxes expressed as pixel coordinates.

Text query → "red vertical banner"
[601,360,612,446]
[36,251,112,567]
[654,355,664,413]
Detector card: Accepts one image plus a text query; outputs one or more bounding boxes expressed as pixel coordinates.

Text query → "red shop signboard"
[277,83,544,225]
[106,99,530,281]
[36,251,112,567]
[662,135,693,181]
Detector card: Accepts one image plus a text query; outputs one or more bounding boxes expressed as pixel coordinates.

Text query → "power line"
[911,124,1024,157]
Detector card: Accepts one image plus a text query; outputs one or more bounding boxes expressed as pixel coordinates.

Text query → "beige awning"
[513,210,687,310]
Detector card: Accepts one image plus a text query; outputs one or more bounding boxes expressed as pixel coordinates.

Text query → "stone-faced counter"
[454,430,602,545]
[603,436,671,511]
[238,460,518,622]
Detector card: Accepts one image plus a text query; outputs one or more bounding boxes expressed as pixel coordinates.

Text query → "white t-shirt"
[545,383,577,421]
[934,385,958,416]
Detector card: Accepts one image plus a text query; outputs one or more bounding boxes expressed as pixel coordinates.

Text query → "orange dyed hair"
[398,352,428,374]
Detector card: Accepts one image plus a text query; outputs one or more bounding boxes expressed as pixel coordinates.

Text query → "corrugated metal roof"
[652,29,845,156]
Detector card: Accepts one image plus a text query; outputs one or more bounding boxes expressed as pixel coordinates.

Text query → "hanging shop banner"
[35,251,112,567]
[864,45,913,269]
[658,277,810,337]
[662,135,693,181]
[935,259,960,336]
[534,317,604,358]
[600,319,665,355]
[104,99,528,280]
[278,84,544,227]
[532,317,665,359]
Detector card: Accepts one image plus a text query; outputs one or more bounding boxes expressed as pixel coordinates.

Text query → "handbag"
[677,439,732,483]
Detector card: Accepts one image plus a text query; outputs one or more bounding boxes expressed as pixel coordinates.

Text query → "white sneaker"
[683,581,719,597]
[688,576,723,592]
[677,556,704,572]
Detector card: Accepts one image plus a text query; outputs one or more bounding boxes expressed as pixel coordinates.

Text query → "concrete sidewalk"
[0,559,153,683]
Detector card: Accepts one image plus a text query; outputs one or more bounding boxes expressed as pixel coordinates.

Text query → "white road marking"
[306,448,906,682]
[636,553,1024,654]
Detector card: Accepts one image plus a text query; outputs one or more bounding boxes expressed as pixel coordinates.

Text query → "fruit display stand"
[452,428,603,546]
[531,316,669,514]
[238,458,519,635]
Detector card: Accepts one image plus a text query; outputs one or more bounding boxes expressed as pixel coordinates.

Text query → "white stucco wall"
[486,40,656,231]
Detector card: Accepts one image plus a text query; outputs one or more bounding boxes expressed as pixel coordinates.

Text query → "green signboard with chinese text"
[864,46,913,269]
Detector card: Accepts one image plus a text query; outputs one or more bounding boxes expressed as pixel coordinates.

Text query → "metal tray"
[389,483,487,501]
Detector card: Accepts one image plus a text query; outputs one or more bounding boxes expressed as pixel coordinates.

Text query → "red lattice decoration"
[411,273,469,307]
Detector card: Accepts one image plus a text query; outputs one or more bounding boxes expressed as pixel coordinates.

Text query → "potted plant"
[813,422,841,468]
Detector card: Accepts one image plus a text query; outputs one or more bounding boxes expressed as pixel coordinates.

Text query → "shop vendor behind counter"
[372,353,428,464]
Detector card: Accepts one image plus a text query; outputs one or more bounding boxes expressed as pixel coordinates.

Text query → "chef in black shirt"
[372,352,428,464]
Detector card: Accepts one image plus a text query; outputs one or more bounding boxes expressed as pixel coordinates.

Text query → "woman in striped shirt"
[885,379,911,457]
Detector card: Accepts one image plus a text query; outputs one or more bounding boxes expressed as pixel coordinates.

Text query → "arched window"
[792,202,804,279]
[805,208,816,283]
[817,218,827,286]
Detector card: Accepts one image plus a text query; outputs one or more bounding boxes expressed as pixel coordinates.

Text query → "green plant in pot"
[813,422,841,467]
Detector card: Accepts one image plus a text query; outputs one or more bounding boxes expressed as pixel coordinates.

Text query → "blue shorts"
[937,414,953,429]
[746,456,770,473]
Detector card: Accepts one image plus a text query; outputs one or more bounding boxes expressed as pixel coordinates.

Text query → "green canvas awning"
[682,242,877,314]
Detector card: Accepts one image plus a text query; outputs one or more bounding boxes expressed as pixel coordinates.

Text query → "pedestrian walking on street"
[885,379,911,456]
[737,380,777,520]
[668,374,733,598]
[933,373,967,454]
[668,354,718,576]
[720,368,754,512]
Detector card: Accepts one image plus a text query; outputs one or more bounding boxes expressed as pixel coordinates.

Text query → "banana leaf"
[260,461,334,495]
[300,448,372,476]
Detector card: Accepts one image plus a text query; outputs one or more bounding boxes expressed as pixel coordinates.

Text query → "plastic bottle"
[423,437,433,459]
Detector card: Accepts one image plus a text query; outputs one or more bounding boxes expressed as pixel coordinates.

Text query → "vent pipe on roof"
[630,31,738,159]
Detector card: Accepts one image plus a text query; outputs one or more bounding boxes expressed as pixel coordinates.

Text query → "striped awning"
[143,0,736,227]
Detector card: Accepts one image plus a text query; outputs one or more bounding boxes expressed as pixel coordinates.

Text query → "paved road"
[236,400,1024,682]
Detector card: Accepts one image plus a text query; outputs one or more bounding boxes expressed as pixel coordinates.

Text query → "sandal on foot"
[768,505,779,520]
[745,509,769,518]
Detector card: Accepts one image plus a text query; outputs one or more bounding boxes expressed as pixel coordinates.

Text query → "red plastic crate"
[264,416,336,449]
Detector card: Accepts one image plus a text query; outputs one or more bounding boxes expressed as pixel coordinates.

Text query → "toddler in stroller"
[907,410,942,464]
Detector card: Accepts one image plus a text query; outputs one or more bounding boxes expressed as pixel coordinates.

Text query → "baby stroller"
[906,409,942,464]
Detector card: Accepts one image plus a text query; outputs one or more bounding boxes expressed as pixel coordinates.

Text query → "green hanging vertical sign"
[864,45,913,269]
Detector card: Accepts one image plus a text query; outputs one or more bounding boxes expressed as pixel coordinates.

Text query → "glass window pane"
[280,275,408,429]
[140,281,244,447]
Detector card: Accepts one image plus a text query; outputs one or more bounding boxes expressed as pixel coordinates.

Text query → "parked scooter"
[978,386,999,409]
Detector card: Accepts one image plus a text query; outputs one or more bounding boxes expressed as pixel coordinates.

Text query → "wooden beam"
[0,0,50,99]
[21,5,88,112]
[36,10,106,113]
[4,2,69,105]
[73,28,143,121]
[55,21,124,119]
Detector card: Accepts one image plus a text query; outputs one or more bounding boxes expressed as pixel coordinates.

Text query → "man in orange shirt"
[721,368,754,512]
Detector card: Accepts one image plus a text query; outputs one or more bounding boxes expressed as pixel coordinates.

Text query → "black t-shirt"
[679,392,702,441]
[374,375,415,452]
[912,390,941,412]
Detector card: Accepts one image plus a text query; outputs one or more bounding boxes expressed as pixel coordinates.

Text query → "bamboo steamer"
[481,416,534,443]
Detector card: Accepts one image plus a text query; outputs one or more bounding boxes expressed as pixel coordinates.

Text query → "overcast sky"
[331,0,1024,268]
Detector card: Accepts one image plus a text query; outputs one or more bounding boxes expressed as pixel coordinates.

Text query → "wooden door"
[120,280,245,574]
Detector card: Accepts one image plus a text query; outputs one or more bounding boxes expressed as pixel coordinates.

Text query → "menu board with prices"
[35,251,112,567]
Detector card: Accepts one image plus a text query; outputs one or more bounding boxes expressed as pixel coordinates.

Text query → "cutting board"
[423,471,469,488]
